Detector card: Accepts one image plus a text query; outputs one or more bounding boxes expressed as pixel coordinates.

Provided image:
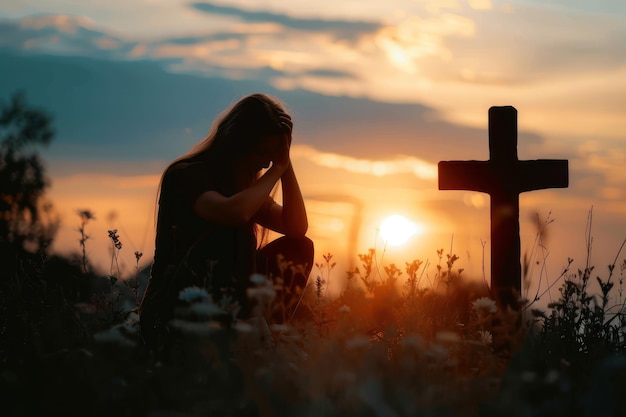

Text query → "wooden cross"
[438,106,568,308]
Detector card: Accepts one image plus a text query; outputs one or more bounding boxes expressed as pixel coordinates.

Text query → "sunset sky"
[1,0,625,302]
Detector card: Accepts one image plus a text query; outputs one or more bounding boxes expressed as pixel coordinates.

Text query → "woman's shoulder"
[161,159,216,203]
[165,159,210,180]
[168,158,207,172]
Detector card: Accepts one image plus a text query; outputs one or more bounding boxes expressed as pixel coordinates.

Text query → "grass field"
[1,213,626,417]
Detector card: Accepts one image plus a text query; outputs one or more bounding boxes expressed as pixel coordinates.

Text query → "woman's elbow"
[194,204,253,226]
[228,208,257,225]
[285,220,308,237]
[193,193,253,225]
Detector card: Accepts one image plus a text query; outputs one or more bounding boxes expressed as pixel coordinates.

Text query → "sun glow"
[379,214,421,246]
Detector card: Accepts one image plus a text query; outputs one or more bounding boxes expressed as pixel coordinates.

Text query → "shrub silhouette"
[0,91,58,256]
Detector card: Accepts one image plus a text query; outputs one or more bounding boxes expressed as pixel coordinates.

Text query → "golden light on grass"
[379,214,421,247]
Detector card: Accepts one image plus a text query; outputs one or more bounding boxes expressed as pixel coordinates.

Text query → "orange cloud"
[292,145,437,179]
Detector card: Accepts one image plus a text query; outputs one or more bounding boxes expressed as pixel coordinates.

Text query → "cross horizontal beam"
[439,159,568,194]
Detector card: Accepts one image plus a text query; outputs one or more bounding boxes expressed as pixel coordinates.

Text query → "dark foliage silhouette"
[0,91,58,254]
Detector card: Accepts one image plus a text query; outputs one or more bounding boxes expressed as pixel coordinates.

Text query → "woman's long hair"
[156,93,288,245]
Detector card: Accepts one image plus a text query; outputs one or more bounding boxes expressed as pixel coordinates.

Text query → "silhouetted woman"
[139,93,314,349]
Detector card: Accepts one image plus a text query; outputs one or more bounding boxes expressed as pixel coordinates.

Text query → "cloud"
[374,12,475,73]
[20,14,96,33]
[1,13,364,92]
[153,32,250,46]
[189,2,381,40]
[292,145,437,180]
[0,14,136,58]
[11,7,622,137]
[2,4,626,130]
[0,48,487,159]
[468,0,492,10]
[583,148,626,200]
[0,12,621,206]
[297,68,358,80]
[418,5,626,85]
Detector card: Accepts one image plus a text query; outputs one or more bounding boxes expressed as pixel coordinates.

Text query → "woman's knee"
[292,235,314,255]
[264,235,313,253]
[258,235,314,273]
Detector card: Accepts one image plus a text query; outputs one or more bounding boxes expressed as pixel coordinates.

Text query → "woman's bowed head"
[139,93,314,350]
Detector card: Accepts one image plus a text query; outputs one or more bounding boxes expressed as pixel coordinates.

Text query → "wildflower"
[250,273,267,285]
[338,304,351,314]
[346,335,370,349]
[170,319,221,336]
[234,321,254,333]
[124,311,140,327]
[315,275,323,299]
[472,297,497,314]
[77,209,95,221]
[246,276,276,316]
[544,370,560,384]
[400,334,425,350]
[94,325,135,347]
[426,343,448,360]
[107,229,122,249]
[436,331,461,343]
[270,324,291,333]
[215,294,241,319]
[477,330,493,345]
[178,286,210,303]
[246,286,276,303]
[235,316,274,350]
[189,302,226,317]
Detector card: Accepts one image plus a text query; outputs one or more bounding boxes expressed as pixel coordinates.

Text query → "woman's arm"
[191,163,286,225]
[255,112,308,236]
[255,162,308,236]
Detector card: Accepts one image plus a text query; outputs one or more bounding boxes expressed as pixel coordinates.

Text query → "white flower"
[472,297,497,314]
[270,324,291,333]
[436,331,461,343]
[178,286,210,303]
[544,370,560,384]
[189,302,226,317]
[235,316,274,350]
[345,335,370,349]
[426,343,448,360]
[400,334,425,350]
[169,319,221,336]
[234,321,254,333]
[477,330,493,345]
[338,304,351,314]
[250,273,268,285]
[246,286,276,303]
[93,325,135,347]
[124,311,140,327]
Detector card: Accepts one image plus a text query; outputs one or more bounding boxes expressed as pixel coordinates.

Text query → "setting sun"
[379,214,420,246]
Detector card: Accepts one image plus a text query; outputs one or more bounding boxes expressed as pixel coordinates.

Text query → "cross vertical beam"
[438,106,568,308]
